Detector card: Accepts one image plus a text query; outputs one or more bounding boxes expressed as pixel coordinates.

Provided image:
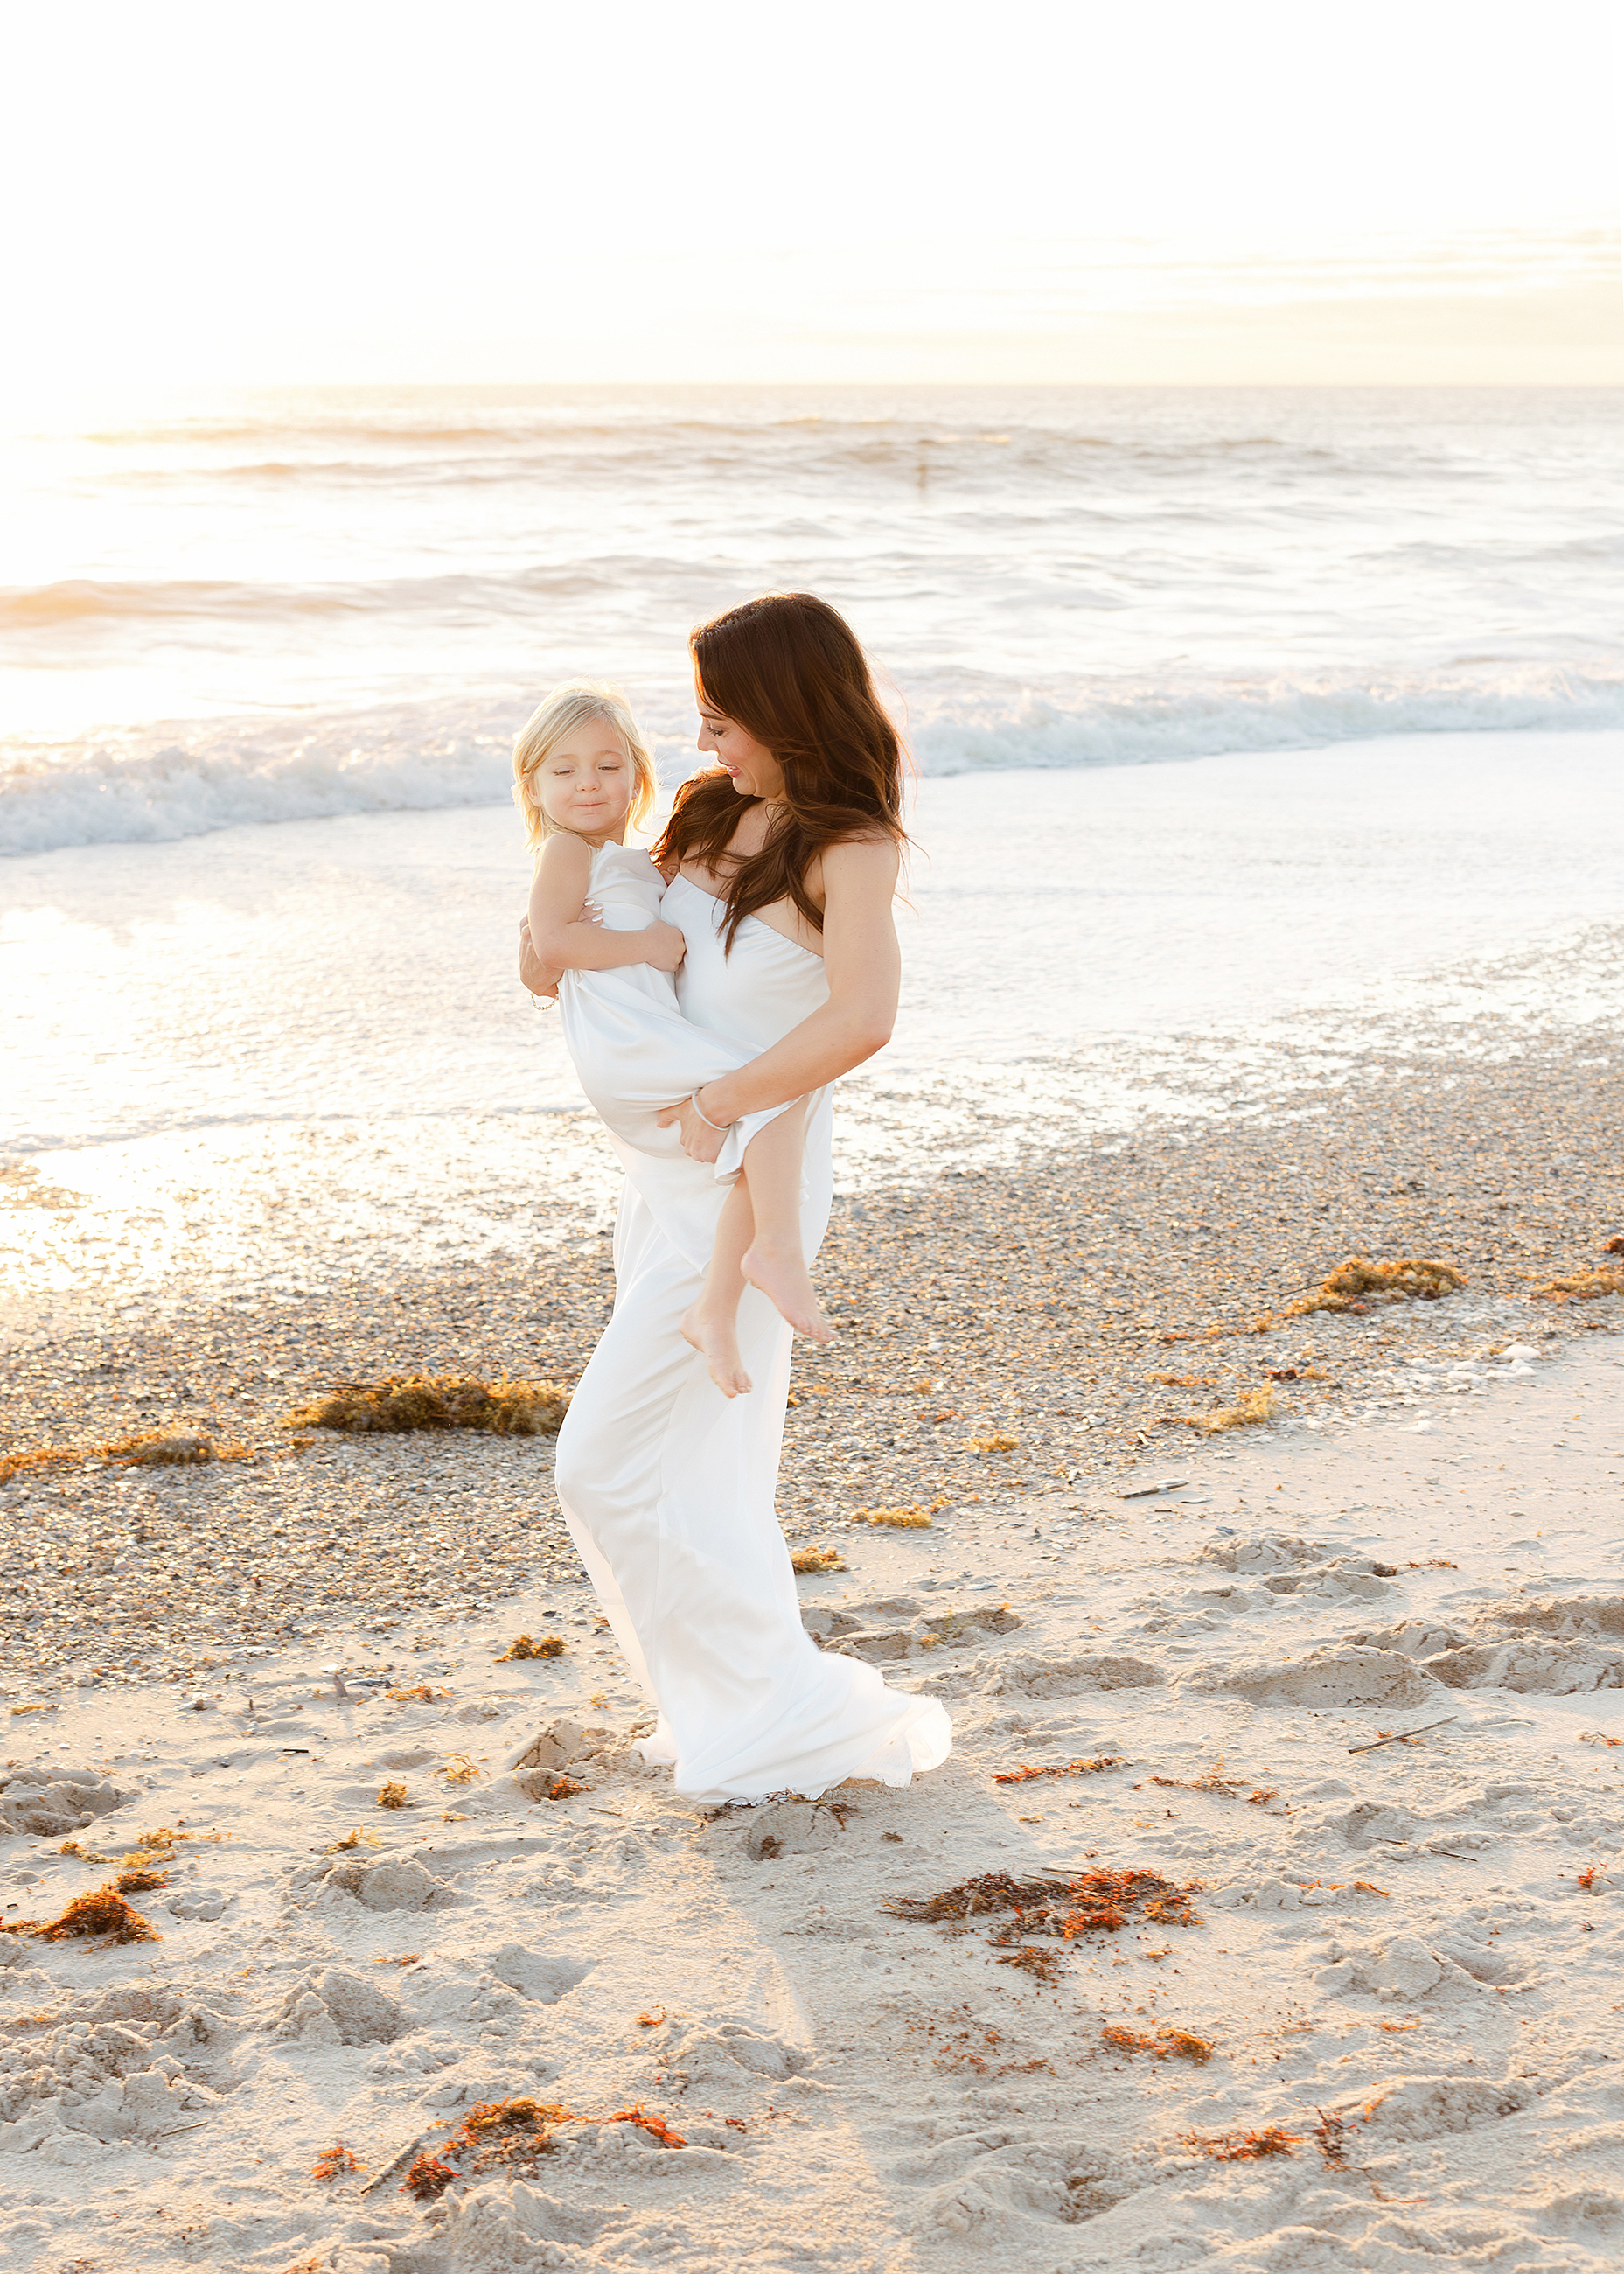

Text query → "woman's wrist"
[691,1083,736,1132]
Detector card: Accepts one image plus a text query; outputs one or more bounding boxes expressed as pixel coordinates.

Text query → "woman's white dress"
[552,843,952,1803]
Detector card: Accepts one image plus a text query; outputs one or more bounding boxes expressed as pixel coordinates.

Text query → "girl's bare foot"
[680,1302,753,1397]
[742,1235,834,1342]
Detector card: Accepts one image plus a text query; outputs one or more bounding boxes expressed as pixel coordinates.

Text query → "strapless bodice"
[666,874,829,1049]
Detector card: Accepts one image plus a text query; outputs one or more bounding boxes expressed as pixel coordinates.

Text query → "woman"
[519,592,951,1803]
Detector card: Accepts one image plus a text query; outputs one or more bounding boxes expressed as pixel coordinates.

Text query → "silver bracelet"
[689,1086,734,1132]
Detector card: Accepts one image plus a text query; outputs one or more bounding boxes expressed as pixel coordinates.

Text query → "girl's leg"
[738,1101,833,1343]
[680,1179,756,1399]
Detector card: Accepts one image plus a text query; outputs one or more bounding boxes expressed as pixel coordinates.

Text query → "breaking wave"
[5,665,1622,858]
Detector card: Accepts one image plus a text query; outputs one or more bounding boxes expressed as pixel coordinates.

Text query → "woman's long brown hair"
[652,591,905,950]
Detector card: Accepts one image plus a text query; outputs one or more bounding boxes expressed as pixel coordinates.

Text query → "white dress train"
[551,848,952,1803]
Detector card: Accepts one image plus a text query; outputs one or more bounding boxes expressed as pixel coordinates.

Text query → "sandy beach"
[3,384,1621,2273]
[3,999,1622,2271]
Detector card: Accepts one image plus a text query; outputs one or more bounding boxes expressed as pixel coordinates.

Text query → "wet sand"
[3,1028,1618,1685]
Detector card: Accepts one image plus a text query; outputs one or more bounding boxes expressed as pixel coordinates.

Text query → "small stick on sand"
[362,2133,428,2195]
[1348,1715,1457,1754]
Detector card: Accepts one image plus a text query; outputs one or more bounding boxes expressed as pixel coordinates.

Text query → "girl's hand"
[656,1094,726,1163]
[641,920,687,974]
[519,916,561,1000]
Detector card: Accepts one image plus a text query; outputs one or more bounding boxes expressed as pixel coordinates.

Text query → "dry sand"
[3,1034,1623,2271]
[2,1333,1621,2273]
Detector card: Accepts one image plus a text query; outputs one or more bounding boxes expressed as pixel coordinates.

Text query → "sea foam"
[4,666,1623,857]
[4,383,1621,854]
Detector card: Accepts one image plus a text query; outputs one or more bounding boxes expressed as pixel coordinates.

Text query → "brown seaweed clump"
[311,2141,359,2180]
[791,1545,847,1573]
[325,1827,381,1854]
[993,1757,1125,1784]
[1533,1267,1624,1302]
[995,1944,1066,1984]
[464,2096,568,2145]
[108,1430,217,1465]
[404,2150,460,2201]
[1147,1764,1279,1805]
[0,1428,218,1486]
[1,1883,159,1944]
[114,1866,168,1894]
[1188,1386,1279,1434]
[404,2098,575,2198]
[376,1781,409,1810]
[286,1374,570,1437]
[496,1634,567,1661]
[605,2103,686,2148]
[856,1504,933,1528]
[1102,2023,1214,2063]
[885,1866,1202,1944]
[1186,2125,1300,2160]
[1288,1256,1465,1316]
[1309,2109,1350,2167]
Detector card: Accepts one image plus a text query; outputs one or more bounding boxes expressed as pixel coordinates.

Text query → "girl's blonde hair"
[512,680,658,851]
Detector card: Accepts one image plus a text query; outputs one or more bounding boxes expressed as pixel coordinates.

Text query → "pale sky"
[3,0,1621,390]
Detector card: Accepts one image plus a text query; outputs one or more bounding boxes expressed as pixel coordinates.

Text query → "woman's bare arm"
[527,834,687,973]
[657,836,900,1158]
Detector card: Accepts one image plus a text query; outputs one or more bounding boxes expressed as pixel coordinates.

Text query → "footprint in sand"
[1200,1644,1436,1710]
[293,1852,461,1912]
[269,1965,408,2046]
[488,1943,593,2003]
[992,1651,1165,1699]
[653,2013,812,2092]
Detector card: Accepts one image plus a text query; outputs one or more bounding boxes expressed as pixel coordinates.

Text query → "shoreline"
[2,1023,1619,1688]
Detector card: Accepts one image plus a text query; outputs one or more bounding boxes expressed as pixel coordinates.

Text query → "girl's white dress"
[552,842,951,1803]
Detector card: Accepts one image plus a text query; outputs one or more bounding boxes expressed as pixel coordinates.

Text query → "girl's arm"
[519,915,563,1001]
[527,834,687,973]
[656,836,900,1159]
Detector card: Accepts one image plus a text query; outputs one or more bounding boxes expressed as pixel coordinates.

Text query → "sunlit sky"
[3,0,1622,392]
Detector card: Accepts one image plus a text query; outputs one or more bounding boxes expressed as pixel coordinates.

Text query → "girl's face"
[696,683,785,801]
[539,722,636,842]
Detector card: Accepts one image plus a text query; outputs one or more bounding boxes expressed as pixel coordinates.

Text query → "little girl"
[514,680,832,1398]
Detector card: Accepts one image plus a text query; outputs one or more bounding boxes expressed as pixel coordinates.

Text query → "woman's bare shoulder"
[817,833,902,889]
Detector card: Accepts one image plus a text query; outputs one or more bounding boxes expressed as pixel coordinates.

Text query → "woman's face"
[695,683,785,801]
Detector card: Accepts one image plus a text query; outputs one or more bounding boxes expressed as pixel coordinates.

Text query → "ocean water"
[3,733,1621,1336]
[3,387,1622,1335]
[3,384,1622,854]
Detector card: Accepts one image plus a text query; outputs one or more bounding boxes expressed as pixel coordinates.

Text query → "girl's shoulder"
[590,841,659,879]
[538,829,592,871]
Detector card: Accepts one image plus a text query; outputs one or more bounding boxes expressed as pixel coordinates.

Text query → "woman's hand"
[519,916,561,1000]
[641,920,687,974]
[656,1093,727,1163]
